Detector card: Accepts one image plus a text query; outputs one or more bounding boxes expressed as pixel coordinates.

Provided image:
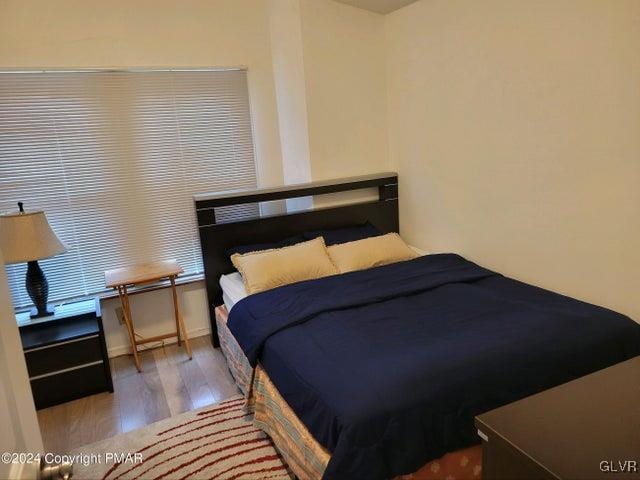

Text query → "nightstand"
[17,298,114,409]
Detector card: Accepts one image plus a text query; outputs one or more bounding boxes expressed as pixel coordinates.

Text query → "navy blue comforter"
[228,254,640,480]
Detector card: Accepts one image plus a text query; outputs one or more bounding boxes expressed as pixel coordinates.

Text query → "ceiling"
[333,0,419,14]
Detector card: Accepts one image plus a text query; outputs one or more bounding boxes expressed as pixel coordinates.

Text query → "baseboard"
[107,326,212,358]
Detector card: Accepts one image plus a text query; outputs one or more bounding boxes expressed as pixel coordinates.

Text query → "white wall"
[386,0,640,322]
[267,0,314,212]
[0,0,390,355]
[0,0,287,355]
[300,0,389,180]
[0,0,286,189]
[0,250,42,479]
[1,0,634,362]
[267,0,390,209]
[268,0,313,186]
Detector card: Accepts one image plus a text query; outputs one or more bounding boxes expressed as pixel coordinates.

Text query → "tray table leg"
[170,275,192,360]
[118,284,142,372]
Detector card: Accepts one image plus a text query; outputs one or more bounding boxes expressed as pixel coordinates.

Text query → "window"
[0,69,258,308]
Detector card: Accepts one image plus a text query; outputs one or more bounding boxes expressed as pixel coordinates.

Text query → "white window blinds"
[0,69,258,308]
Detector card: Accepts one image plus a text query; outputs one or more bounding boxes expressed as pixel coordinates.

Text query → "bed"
[194,173,640,480]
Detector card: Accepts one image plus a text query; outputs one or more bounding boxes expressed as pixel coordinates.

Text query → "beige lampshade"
[0,209,66,264]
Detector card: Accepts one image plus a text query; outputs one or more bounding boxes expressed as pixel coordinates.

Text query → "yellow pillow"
[327,233,418,273]
[231,237,338,294]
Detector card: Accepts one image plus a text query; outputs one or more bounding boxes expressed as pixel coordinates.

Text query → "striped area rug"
[71,396,293,480]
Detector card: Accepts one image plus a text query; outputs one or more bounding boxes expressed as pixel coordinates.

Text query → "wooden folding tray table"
[104,260,192,371]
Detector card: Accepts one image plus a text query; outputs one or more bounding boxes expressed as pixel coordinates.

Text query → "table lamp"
[0,202,67,318]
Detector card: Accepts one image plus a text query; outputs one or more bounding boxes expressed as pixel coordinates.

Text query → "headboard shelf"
[193,171,398,209]
[194,172,399,346]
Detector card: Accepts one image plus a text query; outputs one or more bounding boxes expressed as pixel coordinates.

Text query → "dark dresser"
[476,356,640,480]
[18,298,113,409]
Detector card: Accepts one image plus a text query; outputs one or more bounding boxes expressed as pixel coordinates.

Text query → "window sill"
[14,273,206,316]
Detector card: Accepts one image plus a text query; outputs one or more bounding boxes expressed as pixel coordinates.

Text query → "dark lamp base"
[26,260,52,319]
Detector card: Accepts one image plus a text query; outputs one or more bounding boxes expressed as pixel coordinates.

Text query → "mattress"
[219,271,247,311]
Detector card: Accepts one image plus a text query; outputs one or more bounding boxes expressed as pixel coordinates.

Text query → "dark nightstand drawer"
[24,335,102,378]
[19,298,113,409]
[30,362,109,410]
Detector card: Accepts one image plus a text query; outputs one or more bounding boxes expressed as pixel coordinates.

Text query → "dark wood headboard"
[194,172,399,346]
